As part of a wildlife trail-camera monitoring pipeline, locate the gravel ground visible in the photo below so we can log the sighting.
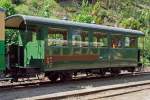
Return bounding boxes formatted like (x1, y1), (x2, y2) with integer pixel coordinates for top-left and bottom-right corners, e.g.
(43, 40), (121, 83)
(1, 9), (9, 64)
(0, 72), (150, 100)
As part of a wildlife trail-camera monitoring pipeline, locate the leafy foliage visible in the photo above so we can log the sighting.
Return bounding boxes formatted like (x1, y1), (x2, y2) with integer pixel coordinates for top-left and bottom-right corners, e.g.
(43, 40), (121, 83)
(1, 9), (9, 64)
(72, 0), (93, 23)
(0, 0), (16, 16)
(120, 17), (141, 29)
(5, 29), (19, 45)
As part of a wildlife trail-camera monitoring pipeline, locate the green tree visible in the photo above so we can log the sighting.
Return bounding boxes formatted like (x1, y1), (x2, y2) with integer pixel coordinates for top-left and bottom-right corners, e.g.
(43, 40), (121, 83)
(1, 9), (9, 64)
(120, 17), (141, 29)
(0, 0), (16, 16)
(73, 0), (94, 23)
(139, 10), (150, 28)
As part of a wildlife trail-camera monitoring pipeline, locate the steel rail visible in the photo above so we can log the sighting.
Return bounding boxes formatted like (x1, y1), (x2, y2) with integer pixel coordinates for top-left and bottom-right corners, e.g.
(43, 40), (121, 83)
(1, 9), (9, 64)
(0, 71), (150, 91)
(29, 80), (150, 100)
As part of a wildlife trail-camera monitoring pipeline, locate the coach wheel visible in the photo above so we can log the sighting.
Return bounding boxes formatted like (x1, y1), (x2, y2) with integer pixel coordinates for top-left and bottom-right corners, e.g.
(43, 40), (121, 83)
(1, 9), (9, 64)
(60, 72), (72, 81)
(11, 76), (18, 82)
(99, 69), (105, 77)
(48, 73), (59, 82)
(111, 68), (120, 76)
(136, 66), (143, 72)
(131, 67), (135, 73)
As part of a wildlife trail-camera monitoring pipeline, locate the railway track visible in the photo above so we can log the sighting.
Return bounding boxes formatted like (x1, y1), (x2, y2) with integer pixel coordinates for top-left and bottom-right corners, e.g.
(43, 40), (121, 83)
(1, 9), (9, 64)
(27, 78), (150, 100)
(0, 72), (146, 89)
(0, 71), (150, 100)
(0, 78), (51, 91)
(0, 71), (150, 90)
(92, 83), (150, 100)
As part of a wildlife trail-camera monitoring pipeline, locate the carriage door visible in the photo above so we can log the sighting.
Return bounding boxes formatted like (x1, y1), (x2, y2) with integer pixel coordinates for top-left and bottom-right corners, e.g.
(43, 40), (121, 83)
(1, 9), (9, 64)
(124, 36), (138, 67)
(8, 44), (24, 68)
(110, 35), (124, 67)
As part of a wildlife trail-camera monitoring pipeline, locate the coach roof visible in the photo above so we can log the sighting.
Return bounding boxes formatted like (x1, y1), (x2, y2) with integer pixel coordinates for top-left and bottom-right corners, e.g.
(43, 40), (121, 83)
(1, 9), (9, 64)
(5, 14), (144, 36)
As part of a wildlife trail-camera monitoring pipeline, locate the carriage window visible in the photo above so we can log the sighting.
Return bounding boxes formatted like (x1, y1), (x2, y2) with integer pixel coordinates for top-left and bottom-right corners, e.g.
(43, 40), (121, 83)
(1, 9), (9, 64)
(72, 35), (81, 47)
(81, 32), (88, 47)
(125, 36), (137, 48)
(98, 37), (108, 47)
(93, 37), (97, 47)
(48, 28), (68, 46)
(72, 30), (88, 47)
(93, 32), (108, 48)
(111, 35), (122, 48)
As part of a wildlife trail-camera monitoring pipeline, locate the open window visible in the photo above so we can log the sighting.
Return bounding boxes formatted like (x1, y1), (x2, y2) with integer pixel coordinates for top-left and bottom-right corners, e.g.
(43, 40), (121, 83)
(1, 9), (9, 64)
(93, 32), (108, 48)
(72, 34), (81, 47)
(98, 36), (108, 47)
(72, 30), (88, 47)
(125, 36), (137, 48)
(111, 35), (123, 48)
(48, 28), (68, 46)
(81, 32), (88, 47)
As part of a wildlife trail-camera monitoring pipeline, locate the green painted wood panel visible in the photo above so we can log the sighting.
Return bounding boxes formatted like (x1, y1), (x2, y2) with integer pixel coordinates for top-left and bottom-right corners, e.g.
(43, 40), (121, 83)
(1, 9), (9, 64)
(110, 48), (138, 67)
(0, 41), (5, 71)
(24, 40), (44, 67)
(44, 46), (110, 71)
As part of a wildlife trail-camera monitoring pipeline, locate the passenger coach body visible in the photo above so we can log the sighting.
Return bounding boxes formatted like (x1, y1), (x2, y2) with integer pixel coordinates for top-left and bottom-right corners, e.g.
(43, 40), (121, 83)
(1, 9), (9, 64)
(0, 13), (144, 81)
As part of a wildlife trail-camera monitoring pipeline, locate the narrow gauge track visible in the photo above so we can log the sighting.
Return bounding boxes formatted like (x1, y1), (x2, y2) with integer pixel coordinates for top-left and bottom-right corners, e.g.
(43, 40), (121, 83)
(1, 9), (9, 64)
(92, 83), (150, 100)
(32, 79), (150, 100)
(0, 71), (150, 91)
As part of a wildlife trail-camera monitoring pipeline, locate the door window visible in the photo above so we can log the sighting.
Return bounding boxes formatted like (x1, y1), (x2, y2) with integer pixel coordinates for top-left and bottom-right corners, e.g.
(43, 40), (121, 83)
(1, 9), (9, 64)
(111, 35), (123, 48)
(125, 36), (137, 48)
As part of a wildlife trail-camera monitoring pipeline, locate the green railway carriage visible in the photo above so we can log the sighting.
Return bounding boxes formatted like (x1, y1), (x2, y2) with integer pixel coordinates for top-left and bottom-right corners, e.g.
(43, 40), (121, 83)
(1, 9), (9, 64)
(1, 13), (144, 81)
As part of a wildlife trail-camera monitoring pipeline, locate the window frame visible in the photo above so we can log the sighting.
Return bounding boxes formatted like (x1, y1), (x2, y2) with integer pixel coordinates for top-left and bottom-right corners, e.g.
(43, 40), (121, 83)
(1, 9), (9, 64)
(71, 29), (89, 47)
(47, 28), (68, 47)
(110, 34), (123, 48)
(124, 35), (138, 48)
(93, 32), (108, 48)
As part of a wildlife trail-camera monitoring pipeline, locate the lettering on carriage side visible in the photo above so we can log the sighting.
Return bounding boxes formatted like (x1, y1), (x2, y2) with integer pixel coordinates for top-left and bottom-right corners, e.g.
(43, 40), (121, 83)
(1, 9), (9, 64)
(45, 56), (53, 64)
